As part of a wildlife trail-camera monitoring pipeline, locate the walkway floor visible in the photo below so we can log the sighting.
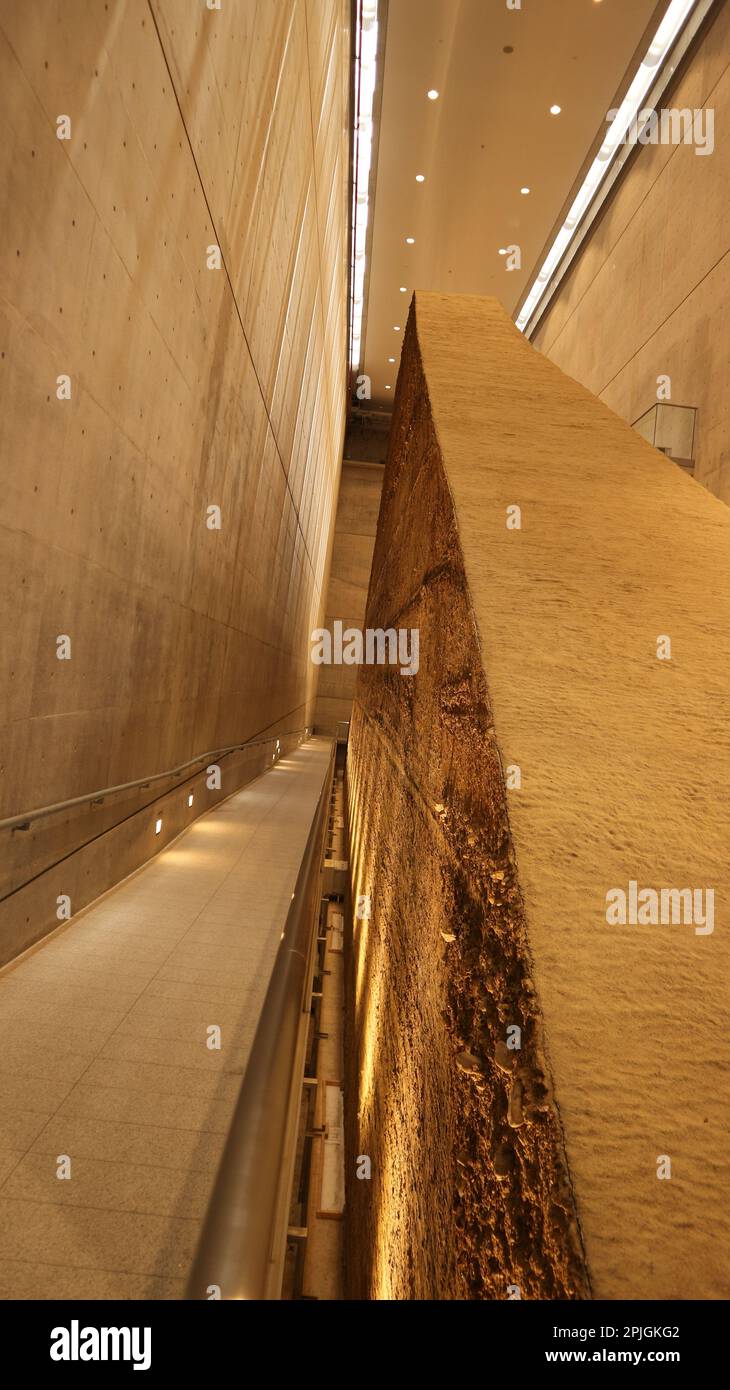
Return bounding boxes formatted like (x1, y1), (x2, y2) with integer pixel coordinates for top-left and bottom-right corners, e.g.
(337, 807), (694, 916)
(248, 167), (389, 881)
(0, 737), (332, 1299)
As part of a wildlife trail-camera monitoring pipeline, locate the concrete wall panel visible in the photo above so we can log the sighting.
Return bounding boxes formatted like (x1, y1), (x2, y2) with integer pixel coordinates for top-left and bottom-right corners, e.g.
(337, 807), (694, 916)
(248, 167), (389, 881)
(314, 461), (384, 735)
(0, 0), (349, 952)
(533, 6), (730, 501)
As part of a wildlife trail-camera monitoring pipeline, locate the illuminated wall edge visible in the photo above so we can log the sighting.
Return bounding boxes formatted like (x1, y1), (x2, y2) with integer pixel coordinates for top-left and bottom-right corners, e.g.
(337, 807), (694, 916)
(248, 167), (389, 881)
(516, 0), (716, 340)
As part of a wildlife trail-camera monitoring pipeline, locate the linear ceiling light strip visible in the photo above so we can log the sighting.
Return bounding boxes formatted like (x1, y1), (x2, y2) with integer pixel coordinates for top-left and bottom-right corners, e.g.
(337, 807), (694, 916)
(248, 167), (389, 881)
(349, 0), (379, 372)
(516, 0), (709, 337)
(348, 0), (363, 377)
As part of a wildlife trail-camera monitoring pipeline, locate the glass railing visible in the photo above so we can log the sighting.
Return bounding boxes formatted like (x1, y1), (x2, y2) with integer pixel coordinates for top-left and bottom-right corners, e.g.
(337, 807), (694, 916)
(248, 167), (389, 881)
(632, 401), (697, 474)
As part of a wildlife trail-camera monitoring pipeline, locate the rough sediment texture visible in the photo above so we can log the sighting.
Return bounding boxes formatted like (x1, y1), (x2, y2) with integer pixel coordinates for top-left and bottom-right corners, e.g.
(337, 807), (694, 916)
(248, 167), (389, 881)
(345, 292), (730, 1301)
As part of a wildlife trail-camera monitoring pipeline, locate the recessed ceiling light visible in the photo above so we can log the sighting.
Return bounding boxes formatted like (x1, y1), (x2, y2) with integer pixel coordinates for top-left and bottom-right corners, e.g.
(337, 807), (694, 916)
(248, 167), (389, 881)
(498, 248), (507, 256)
(416, 174), (425, 182)
(393, 325), (401, 331)
(550, 104), (562, 115)
(427, 89), (439, 100)
(520, 186), (531, 195)
(385, 385), (391, 390)
(399, 286), (407, 292)
(517, 0), (698, 337)
(405, 236), (415, 244)
(388, 356), (395, 362)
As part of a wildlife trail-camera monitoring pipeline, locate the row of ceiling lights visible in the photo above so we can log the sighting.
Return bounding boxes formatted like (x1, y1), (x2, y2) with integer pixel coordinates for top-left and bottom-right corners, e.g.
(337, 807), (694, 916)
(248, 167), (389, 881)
(383, 87), (556, 391)
(349, 0), (379, 373)
(388, 91), (441, 384)
(516, 0), (701, 331)
(371, 0), (697, 378)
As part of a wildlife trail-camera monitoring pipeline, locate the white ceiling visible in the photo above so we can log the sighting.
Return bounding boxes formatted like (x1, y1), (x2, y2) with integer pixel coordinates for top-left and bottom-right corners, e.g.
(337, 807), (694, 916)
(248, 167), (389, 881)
(363, 0), (664, 406)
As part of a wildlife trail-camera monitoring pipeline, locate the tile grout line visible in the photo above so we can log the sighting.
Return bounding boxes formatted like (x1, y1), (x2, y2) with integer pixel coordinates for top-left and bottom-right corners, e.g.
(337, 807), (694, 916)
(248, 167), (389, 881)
(0, 746), (330, 1273)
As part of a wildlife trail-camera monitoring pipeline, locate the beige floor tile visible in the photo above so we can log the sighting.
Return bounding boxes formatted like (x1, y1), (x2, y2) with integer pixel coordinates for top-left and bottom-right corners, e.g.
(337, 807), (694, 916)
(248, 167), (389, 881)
(153, 961), (263, 988)
(122, 993), (248, 1028)
(21, 959), (158, 991)
(98, 1031), (241, 1072)
(3, 1151), (214, 1219)
(30, 1115), (223, 1173)
(0, 1071), (74, 1112)
(0, 1197), (198, 1277)
(77, 1057), (240, 1102)
(0, 740), (332, 1297)
(113, 1004), (254, 1047)
(0, 1259), (184, 1300)
(0, 1001), (136, 1036)
(0, 1103), (54, 1150)
(140, 978), (252, 1007)
(1, 979), (144, 1014)
(0, 1041), (94, 1085)
(56, 1081), (235, 1134)
(0, 1021), (104, 1056)
(0, 1150), (24, 1185)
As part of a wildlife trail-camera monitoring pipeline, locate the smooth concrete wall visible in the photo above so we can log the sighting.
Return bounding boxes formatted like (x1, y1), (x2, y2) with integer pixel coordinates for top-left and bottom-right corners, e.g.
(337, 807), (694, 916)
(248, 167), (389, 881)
(314, 460), (383, 734)
(346, 291), (730, 1300)
(0, 2), (349, 938)
(533, 4), (730, 501)
(0, 730), (307, 970)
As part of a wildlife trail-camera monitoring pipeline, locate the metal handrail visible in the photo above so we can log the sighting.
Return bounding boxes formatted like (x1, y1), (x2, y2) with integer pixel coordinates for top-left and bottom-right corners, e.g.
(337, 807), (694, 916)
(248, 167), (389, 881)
(0, 725), (313, 833)
(186, 739), (335, 1300)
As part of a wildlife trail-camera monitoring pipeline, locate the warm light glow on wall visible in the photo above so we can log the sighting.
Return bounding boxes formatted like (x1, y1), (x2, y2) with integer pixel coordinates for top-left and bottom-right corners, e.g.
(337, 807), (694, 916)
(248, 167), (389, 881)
(356, 925), (379, 1109)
